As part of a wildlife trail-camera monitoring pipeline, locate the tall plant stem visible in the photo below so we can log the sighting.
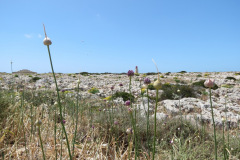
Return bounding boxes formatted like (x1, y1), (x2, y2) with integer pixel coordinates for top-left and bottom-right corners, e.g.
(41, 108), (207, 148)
(209, 88), (217, 160)
(146, 88), (150, 153)
(72, 82), (80, 156)
(39, 126), (46, 160)
(47, 45), (72, 160)
(153, 89), (158, 160)
(21, 88), (28, 159)
(128, 77), (137, 160)
(54, 104), (57, 159)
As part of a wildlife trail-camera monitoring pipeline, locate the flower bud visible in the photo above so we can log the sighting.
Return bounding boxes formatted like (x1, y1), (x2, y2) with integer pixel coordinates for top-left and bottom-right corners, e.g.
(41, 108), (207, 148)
(126, 128), (133, 135)
(204, 79), (215, 88)
(153, 76), (161, 90)
(43, 37), (52, 46)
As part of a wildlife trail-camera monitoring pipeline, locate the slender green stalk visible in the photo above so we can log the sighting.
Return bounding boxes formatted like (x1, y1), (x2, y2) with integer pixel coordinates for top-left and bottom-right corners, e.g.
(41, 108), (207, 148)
(38, 126), (46, 160)
(222, 120), (227, 160)
(30, 104), (33, 142)
(54, 103), (57, 160)
(153, 89), (158, 160)
(47, 45), (72, 160)
(146, 87), (150, 153)
(128, 76), (137, 160)
(20, 88), (28, 159)
(209, 88), (217, 160)
(72, 81), (80, 156)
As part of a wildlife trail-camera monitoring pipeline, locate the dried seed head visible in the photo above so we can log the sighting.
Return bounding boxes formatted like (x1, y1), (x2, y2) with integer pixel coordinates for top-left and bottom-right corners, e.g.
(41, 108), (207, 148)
(43, 24), (52, 46)
(152, 59), (161, 90)
(43, 37), (52, 46)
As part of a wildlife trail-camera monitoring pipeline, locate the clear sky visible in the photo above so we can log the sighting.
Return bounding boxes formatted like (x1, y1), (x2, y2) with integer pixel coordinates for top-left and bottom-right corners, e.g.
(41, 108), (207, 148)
(0, 0), (239, 73)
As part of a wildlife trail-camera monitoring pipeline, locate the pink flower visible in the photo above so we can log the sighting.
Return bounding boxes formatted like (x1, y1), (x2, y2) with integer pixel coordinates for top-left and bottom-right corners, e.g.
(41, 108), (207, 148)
(125, 100), (131, 106)
(204, 79), (215, 88)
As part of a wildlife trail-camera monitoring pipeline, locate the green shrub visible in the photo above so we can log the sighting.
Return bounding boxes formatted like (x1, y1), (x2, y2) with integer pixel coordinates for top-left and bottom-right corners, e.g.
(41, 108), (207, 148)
(197, 74), (202, 77)
(80, 72), (89, 76)
(88, 87), (99, 94)
(234, 72), (240, 75)
(179, 71), (187, 74)
(160, 83), (196, 100)
(204, 73), (210, 77)
(112, 91), (134, 102)
(221, 84), (234, 88)
(0, 92), (10, 123)
(32, 77), (41, 82)
(146, 72), (158, 75)
(165, 72), (171, 76)
(28, 75), (32, 77)
(147, 83), (155, 90)
(14, 74), (18, 77)
(225, 77), (236, 81)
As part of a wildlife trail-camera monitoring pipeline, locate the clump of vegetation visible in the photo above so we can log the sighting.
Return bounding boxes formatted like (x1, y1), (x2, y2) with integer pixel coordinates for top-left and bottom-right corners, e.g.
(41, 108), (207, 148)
(147, 83), (156, 90)
(192, 80), (219, 90)
(112, 91), (134, 102)
(234, 72), (240, 75)
(204, 73), (210, 77)
(146, 72), (158, 75)
(179, 71), (187, 74)
(0, 91), (10, 123)
(32, 76), (41, 82)
(80, 72), (89, 76)
(197, 74), (202, 77)
(221, 84), (234, 88)
(160, 83), (196, 100)
(14, 74), (18, 77)
(88, 87), (100, 94)
(225, 76), (236, 81)
(165, 72), (171, 75)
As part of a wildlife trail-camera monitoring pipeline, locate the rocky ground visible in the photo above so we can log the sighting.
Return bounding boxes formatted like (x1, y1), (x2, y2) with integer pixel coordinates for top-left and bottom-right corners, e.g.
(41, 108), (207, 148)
(1, 71), (240, 129)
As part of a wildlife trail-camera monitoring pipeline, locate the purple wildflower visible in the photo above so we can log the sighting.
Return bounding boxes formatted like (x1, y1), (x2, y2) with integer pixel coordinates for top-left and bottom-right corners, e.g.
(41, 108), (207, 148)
(119, 83), (123, 87)
(125, 100), (131, 106)
(111, 86), (114, 90)
(114, 121), (119, 125)
(62, 120), (66, 124)
(127, 70), (134, 77)
(144, 78), (151, 85)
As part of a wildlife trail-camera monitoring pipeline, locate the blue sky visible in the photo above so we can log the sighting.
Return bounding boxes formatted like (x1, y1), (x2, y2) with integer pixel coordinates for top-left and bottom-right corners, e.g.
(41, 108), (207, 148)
(0, 0), (239, 73)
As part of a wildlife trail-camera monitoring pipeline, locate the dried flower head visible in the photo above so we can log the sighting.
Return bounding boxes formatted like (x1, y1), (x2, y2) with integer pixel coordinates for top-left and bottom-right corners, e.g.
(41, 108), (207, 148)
(43, 24), (52, 46)
(152, 59), (161, 90)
